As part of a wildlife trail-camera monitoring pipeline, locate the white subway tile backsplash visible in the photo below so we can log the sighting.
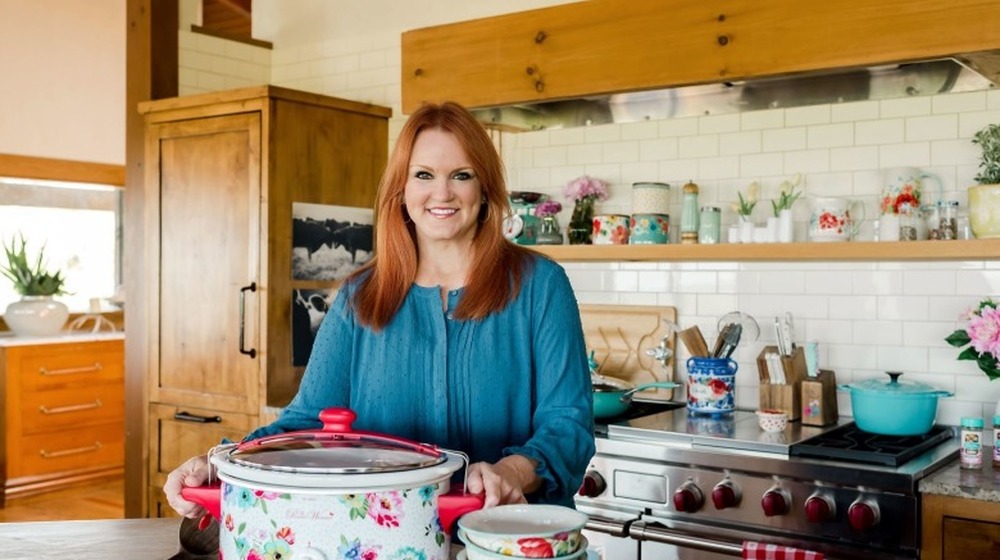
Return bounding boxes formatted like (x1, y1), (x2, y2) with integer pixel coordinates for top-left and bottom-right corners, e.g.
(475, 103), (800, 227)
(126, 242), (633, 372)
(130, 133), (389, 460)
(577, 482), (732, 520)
(905, 114), (958, 142)
(855, 119), (904, 145)
(534, 146), (568, 167)
(720, 131), (762, 155)
(549, 128), (585, 146)
(807, 123), (854, 149)
(621, 121), (660, 140)
(933, 91), (987, 114)
(831, 100), (880, 123)
(931, 138), (978, 167)
(956, 269), (1000, 295)
(830, 146), (879, 171)
(679, 135), (719, 158)
(782, 149), (830, 173)
(877, 296), (929, 321)
(876, 345), (927, 372)
(804, 270), (853, 295)
(879, 142), (932, 168)
(697, 157), (741, 180)
(659, 118), (700, 137)
(903, 270), (957, 295)
(741, 109), (784, 130)
(763, 128), (807, 152)
(804, 319), (855, 344)
(700, 114), (741, 134)
(637, 270), (671, 292)
(828, 295), (878, 320)
(880, 97), (932, 118)
(584, 125), (621, 144)
(639, 138), (679, 161)
(786, 105), (831, 126)
(739, 153), (785, 177)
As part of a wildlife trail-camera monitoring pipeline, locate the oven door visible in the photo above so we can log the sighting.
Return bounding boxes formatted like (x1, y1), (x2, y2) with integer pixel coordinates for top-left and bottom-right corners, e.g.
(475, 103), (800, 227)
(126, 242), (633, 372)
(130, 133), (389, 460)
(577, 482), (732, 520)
(575, 506), (639, 560)
(631, 520), (742, 559)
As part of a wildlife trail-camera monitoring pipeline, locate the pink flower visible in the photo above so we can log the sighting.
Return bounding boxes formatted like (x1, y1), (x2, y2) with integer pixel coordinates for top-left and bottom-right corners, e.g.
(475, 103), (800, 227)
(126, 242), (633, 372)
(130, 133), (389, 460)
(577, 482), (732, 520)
(563, 175), (609, 203)
(969, 306), (1000, 359)
(366, 491), (403, 528)
(275, 526), (295, 545)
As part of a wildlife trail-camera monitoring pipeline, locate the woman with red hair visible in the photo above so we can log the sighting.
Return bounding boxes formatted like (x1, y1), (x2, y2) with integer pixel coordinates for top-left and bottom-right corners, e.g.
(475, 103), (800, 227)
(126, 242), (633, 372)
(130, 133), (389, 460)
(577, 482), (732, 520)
(165, 102), (594, 515)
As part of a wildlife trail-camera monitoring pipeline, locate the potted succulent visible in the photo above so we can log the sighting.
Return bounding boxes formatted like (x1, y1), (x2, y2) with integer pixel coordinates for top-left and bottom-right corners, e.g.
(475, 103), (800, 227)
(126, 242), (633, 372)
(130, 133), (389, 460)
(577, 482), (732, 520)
(1, 234), (70, 336)
(969, 123), (1000, 238)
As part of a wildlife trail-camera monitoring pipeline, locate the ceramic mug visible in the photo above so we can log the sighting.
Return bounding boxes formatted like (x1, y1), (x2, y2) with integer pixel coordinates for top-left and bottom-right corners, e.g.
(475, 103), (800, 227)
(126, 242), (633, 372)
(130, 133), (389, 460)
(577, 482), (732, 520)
(629, 213), (670, 244)
(593, 214), (631, 244)
(808, 197), (865, 242)
(881, 167), (942, 216)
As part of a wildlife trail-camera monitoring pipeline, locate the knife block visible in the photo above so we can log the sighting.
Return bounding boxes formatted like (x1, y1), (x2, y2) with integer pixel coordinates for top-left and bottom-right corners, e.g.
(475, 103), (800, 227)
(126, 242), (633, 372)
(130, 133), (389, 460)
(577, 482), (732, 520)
(757, 346), (806, 420)
(800, 369), (839, 426)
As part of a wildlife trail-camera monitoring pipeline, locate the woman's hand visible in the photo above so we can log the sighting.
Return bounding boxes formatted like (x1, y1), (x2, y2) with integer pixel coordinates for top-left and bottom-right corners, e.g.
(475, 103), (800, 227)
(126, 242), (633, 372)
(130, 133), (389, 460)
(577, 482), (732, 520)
(163, 455), (212, 519)
(466, 455), (540, 507)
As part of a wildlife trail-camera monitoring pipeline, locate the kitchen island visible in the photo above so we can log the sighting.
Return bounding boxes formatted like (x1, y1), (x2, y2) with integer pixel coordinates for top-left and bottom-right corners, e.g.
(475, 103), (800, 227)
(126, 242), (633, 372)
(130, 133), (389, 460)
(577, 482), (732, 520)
(920, 450), (1000, 559)
(0, 517), (182, 559)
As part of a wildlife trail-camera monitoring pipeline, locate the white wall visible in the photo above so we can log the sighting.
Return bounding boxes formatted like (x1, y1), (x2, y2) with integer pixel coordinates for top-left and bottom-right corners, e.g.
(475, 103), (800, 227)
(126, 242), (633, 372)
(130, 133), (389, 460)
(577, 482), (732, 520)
(0, 0), (124, 165)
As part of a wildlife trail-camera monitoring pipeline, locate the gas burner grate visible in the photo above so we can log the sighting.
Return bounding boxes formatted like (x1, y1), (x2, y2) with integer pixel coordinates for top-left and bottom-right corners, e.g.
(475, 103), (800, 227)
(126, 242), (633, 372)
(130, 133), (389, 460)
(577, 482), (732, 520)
(790, 422), (953, 466)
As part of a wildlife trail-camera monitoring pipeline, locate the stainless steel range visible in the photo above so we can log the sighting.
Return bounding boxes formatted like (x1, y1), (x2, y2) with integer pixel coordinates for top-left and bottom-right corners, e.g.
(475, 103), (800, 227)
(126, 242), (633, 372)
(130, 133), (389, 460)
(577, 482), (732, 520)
(574, 401), (958, 560)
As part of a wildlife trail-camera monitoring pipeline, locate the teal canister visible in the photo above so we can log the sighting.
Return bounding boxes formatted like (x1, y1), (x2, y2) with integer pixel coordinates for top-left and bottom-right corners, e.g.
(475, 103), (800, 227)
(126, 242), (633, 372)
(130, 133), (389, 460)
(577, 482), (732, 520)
(629, 213), (670, 244)
(631, 182), (671, 214)
(698, 206), (721, 244)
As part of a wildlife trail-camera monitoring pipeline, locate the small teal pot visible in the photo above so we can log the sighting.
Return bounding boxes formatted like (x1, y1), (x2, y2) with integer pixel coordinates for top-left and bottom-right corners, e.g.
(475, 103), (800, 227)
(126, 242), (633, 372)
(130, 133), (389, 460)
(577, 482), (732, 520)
(839, 371), (952, 435)
(686, 357), (738, 416)
(592, 379), (680, 419)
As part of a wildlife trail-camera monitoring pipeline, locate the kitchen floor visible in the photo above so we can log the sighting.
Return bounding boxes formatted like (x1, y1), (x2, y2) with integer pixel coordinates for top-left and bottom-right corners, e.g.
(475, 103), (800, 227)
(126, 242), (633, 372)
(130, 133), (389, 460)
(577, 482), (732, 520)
(0, 476), (123, 522)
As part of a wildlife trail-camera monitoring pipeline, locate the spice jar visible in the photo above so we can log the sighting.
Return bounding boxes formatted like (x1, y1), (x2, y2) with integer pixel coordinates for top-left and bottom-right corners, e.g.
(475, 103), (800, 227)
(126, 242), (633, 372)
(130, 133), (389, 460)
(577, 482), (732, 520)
(938, 200), (959, 240)
(898, 203), (919, 241)
(961, 416), (984, 469)
(993, 415), (1000, 469)
(698, 206), (721, 244)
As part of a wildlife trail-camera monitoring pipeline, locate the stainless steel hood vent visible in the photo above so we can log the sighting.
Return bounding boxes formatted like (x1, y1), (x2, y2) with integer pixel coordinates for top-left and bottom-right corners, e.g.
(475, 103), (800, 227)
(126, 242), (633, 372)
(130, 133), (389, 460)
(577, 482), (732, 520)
(471, 58), (994, 131)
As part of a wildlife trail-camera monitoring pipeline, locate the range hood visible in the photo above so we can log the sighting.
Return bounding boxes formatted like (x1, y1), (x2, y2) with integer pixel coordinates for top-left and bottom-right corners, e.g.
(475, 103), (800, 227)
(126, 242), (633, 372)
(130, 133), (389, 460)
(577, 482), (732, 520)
(471, 58), (995, 131)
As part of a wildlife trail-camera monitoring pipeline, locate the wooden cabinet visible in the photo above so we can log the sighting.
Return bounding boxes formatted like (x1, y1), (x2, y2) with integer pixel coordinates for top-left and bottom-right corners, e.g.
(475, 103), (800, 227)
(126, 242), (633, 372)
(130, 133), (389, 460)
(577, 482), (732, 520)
(922, 493), (1000, 559)
(136, 85), (390, 517)
(402, 0), (1000, 114)
(0, 336), (125, 505)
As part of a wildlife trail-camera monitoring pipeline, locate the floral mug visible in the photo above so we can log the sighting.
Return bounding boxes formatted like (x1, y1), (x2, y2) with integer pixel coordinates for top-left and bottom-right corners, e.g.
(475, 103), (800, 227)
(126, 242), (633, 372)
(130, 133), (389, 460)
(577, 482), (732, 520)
(808, 197), (865, 242)
(881, 167), (942, 216)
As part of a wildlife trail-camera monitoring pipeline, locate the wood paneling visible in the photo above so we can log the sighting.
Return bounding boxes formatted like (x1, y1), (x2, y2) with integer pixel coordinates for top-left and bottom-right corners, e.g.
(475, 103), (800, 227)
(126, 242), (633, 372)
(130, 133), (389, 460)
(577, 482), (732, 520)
(402, 0), (1000, 113)
(922, 493), (1000, 559)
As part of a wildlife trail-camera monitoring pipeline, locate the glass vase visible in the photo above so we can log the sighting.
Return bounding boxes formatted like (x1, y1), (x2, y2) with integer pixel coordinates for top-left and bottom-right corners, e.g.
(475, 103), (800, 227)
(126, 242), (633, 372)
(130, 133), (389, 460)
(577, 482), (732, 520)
(536, 215), (564, 244)
(567, 198), (595, 245)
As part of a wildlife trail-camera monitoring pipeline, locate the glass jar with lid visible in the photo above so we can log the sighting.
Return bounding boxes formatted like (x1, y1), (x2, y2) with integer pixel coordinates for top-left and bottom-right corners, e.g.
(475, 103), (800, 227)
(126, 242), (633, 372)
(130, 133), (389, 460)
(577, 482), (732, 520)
(938, 200), (959, 240)
(698, 206), (721, 244)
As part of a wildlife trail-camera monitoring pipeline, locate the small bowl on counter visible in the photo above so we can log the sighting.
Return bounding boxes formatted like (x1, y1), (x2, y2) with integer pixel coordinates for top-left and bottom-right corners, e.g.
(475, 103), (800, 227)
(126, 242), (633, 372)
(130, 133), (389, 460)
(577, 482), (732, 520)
(756, 409), (788, 433)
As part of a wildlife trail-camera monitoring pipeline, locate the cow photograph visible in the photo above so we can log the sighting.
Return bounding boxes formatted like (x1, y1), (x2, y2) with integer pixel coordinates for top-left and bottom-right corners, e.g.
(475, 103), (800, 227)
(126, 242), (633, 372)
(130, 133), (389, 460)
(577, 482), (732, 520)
(291, 288), (334, 366)
(292, 202), (374, 281)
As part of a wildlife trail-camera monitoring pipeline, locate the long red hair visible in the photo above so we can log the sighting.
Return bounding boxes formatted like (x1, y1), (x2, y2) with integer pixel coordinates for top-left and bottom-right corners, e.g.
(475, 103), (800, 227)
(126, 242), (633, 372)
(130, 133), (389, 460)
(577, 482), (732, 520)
(349, 102), (532, 330)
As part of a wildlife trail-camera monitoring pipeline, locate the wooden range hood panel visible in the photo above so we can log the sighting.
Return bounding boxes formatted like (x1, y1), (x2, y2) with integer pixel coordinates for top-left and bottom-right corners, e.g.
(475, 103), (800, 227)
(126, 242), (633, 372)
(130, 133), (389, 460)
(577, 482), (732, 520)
(402, 0), (1000, 115)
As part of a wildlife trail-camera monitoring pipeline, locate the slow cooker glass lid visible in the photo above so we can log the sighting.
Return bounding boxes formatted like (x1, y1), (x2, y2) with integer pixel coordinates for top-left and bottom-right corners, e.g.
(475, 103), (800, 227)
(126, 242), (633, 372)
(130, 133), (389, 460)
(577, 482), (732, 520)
(227, 433), (447, 474)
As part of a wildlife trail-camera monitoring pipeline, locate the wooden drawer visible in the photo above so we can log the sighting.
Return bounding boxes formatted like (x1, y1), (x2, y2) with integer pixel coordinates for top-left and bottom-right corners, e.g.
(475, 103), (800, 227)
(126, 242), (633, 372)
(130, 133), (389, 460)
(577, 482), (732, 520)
(21, 382), (124, 433)
(13, 421), (124, 478)
(149, 403), (257, 479)
(18, 340), (124, 392)
(943, 517), (1000, 557)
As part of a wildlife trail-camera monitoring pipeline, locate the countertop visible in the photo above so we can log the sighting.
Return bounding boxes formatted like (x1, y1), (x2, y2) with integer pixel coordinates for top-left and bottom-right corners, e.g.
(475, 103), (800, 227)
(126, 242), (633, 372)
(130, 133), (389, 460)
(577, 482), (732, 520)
(919, 446), (1000, 503)
(0, 330), (124, 347)
(0, 517), (182, 559)
(0, 517), (466, 560)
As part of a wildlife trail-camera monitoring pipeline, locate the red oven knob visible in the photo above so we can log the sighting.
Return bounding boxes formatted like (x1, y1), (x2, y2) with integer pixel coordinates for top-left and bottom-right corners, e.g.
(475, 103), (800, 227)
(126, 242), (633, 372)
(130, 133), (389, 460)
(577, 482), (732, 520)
(711, 480), (741, 510)
(577, 471), (607, 498)
(848, 499), (880, 531)
(761, 487), (791, 517)
(804, 494), (836, 523)
(673, 481), (704, 513)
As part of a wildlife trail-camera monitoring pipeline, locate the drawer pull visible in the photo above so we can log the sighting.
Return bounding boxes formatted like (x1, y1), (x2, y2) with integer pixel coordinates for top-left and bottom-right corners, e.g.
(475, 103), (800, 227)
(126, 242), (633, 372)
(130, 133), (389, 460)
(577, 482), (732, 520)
(39, 363), (103, 376)
(174, 411), (223, 423)
(39, 399), (103, 415)
(39, 441), (102, 459)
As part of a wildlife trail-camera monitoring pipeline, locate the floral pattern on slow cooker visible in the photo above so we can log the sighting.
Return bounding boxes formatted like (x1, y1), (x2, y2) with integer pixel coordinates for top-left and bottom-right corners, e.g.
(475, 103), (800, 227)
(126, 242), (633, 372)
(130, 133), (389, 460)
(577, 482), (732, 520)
(424, 512), (446, 547)
(224, 521), (296, 560)
(338, 535), (382, 560)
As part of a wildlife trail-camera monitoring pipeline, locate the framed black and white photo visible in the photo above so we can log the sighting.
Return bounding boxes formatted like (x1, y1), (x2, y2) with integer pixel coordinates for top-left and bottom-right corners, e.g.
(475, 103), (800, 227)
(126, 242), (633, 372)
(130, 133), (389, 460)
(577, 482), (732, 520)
(291, 288), (334, 367)
(292, 202), (374, 281)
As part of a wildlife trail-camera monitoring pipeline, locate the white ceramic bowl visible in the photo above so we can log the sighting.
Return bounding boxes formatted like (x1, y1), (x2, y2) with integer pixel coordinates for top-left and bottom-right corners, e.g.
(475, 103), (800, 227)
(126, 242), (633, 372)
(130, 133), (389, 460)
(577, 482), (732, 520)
(756, 409), (788, 433)
(460, 528), (588, 560)
(458, 504), (589, 558)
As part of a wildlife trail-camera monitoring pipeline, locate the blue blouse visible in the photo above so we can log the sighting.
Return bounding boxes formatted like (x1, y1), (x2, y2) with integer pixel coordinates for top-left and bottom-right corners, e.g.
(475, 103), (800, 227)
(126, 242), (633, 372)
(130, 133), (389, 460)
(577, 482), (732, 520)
(247, 254), (595, 506)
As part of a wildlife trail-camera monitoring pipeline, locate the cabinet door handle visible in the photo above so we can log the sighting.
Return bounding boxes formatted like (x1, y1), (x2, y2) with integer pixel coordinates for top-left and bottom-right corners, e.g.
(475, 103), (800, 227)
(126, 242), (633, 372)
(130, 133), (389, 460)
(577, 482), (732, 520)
(39, 363), (103, 376)
(239, 282), (257, 358)
(40, 441), (102, 459)
(39, 399), (103, 415)
(174, 411), (223, 423)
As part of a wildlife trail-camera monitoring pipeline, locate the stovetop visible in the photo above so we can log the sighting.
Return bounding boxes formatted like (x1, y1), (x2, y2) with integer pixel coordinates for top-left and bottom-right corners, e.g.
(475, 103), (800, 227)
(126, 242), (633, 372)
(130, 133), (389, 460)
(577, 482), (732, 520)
(789, 422), (955, 466)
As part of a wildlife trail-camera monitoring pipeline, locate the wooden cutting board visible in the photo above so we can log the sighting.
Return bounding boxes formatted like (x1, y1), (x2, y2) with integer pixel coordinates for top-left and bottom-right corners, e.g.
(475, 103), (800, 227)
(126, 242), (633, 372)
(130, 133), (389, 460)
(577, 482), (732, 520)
(579, 304), (677, 400)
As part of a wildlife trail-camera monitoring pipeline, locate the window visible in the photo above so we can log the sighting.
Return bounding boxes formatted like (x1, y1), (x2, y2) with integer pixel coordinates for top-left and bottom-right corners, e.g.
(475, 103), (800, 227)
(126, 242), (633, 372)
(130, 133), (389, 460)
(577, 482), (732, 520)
(0, 177), (122, 313)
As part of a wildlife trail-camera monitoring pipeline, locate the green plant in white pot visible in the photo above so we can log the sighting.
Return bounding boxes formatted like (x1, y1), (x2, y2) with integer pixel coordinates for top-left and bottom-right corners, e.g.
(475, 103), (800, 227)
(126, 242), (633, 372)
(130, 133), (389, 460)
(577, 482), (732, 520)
(1, 234), (70, 336)
(969, 123), (1000, 239)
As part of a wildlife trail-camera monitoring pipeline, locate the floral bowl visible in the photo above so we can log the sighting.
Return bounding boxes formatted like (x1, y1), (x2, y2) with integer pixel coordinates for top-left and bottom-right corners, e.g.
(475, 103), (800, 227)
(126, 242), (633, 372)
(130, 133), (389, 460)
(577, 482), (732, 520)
(458, 504), (588, 558)
(459, 529), (588, 560)
(756, 409), (788, 433)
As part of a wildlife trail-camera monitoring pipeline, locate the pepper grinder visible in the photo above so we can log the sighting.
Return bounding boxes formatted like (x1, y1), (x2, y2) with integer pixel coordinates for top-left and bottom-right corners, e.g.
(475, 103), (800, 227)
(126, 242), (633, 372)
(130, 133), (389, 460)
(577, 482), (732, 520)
(680, 180), (700, 244)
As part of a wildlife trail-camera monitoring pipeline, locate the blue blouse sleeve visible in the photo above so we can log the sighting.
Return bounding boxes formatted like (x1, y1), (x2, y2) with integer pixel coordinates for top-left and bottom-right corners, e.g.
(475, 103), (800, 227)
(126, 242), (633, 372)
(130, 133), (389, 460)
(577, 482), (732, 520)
(503, 258), (595, 505)
(243, 286), (354, 441)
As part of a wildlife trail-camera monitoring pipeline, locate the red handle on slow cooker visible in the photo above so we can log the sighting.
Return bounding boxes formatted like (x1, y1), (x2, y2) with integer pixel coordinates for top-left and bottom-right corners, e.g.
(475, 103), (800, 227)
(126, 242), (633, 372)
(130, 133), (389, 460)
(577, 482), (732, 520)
(181, 482), (223, 526)
(438, 490), (485, 534)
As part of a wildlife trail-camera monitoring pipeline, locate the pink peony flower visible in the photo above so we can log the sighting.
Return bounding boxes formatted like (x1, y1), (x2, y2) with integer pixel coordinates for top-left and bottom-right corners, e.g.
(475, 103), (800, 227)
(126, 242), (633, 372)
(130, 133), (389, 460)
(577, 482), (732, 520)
(969, 306), (1000, 359)
(563, 175), (609, 203)
(946, 299), (1000, 380)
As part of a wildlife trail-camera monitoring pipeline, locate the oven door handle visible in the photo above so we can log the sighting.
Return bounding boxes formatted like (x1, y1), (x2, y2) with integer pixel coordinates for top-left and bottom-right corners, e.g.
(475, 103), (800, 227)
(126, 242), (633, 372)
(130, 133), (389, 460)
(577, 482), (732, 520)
(584, 515), (632, 538)
(629, 520), (743, 557)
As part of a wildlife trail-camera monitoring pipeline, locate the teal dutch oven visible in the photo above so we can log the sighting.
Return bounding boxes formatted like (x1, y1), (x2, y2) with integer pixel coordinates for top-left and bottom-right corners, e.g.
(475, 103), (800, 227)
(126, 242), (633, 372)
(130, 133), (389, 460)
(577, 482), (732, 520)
(839, 371), (953, 436)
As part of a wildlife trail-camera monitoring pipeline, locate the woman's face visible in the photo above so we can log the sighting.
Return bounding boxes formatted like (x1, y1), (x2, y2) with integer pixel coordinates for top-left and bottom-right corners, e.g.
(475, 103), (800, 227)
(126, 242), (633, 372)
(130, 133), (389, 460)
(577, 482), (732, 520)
(404, 128), (483, 247)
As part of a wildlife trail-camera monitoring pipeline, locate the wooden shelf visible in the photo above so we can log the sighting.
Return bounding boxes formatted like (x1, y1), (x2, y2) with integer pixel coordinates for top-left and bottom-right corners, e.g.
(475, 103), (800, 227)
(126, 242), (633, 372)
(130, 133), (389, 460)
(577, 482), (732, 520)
(529, 239), (1000, 262)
